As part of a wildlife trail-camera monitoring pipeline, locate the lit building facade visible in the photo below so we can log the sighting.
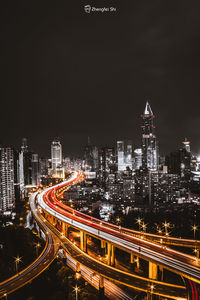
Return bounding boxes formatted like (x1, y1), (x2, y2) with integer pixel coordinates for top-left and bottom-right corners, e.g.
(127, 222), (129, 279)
(32, 154), (40, 186)
(99, 147), (116, 185)
(141, 102), (158, 171)
(51, 139), (64, 177)
(19, 138), (32, 188)
(117, 140), (133, 171)
(134, 148), (142, 170)
(84, 141), (99, 172)
(0, 147), (15, 213)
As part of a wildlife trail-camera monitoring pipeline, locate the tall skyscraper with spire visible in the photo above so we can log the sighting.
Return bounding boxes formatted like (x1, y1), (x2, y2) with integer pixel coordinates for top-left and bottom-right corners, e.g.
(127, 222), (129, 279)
(141, 101), (158, 171)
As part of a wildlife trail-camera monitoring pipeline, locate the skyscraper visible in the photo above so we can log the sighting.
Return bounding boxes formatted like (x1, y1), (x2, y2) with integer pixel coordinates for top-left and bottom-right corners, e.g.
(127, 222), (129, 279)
(124, 141), (133, 170)
(19, 138), (32, 188)
(141, 101), (158, 171)
(117, 141), (133, 171)
(51, 139), (63, 177)
(134, 148), (142, 170)
(0, 147), (15, 213)
(117, 141), (125, 171)
(84, 138), (99, 171)
(99, 147), (115, 185)
(32, 154), (40, 186)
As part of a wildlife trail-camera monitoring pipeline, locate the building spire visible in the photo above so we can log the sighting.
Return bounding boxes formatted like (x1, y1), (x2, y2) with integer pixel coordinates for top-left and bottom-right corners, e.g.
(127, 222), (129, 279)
(144, 101), (153, 115)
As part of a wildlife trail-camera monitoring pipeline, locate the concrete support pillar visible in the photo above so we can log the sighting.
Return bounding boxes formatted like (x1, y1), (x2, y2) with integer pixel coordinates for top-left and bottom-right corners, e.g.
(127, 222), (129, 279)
(100, 240), (106, 256)
(101, 240), (105, 248)
(159, 266), (164, 281)
(99, 275), (104, 299)
(80, 231), (87, 252)
(107, 242), (111, 265)
(65, 224), (68, 238)
(135, 256), (140, 269)
(130, 252), (134, 264)
(62, 222), (65, 235)
(111, 245), (115, 266)
(107, 243), (115, 266)
(149, 262), (158, 280)
(130, 252), (135, 270)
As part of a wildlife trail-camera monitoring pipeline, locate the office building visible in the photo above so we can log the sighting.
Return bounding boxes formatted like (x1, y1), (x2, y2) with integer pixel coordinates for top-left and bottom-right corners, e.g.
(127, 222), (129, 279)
(141, 101), (158, 171)
(0, 147), (15, 213)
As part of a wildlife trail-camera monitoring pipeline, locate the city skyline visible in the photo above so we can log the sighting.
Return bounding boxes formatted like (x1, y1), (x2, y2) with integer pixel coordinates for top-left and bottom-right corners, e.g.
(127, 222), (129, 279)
(1, 1), (200, 156)
(1, 2), (200, 299)
(0, 100), (198, 159)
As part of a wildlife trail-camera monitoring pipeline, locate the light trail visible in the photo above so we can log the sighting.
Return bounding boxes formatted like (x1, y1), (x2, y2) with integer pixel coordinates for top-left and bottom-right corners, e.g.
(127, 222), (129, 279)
(37, 172), (200, 286)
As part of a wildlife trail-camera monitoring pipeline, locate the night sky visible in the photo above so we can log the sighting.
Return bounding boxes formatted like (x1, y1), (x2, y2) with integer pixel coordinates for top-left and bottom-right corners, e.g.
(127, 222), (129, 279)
(1, 1), (200, 157)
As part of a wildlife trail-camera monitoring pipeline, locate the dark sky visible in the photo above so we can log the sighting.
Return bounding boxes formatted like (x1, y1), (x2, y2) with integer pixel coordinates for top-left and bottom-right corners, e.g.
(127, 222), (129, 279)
(1, 1), (200, 157)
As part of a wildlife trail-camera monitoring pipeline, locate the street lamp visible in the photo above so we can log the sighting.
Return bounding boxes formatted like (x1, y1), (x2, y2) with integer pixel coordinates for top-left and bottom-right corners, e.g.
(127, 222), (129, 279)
(157, 228), (162, 235)
(73, 285), (80, 300)
(141, 222), (147, 232)
(150, 283), (154, 292)
(162, 221), (170, 236)
(116, 217), (120, 224)
(136, 217), (143, 230)
(192, 224), (198, 240)
(35, 242), (41, 257)
(14, 256), (22, 274)
(116, 217), (121, 229)
(3, 293), (7, 300)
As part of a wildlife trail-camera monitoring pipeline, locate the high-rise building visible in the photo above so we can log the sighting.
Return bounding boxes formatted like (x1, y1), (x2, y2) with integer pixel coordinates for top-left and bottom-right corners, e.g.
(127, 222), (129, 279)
(19, 138), (32, 188)
(84, 138), (99, 171)
(0, 147), (15, 213)
(117, 141), (125, 171)
(134, 148), (142, 170)
(32, 154), (40, 186)
(124, 141), (132, 170)
(141, 102), (158, 171)
(39, 157), (49, 177)
(165, 139), (191, 179)
(51, 138), (63, 177)
(99, 147), (116, 185)
(117, 141), (133, 171)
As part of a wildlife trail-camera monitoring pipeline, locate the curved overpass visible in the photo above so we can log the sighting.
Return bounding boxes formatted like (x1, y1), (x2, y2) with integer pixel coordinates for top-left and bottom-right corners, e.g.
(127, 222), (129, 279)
(0, 192), (133, 300)
(35, 171), (200, 298)
(38, 172), (200, 284)
(0, 192), (60, 299)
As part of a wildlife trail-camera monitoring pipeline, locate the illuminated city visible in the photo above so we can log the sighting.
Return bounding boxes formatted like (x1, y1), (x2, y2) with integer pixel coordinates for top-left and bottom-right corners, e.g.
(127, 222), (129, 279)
(1, 2), (200, 300)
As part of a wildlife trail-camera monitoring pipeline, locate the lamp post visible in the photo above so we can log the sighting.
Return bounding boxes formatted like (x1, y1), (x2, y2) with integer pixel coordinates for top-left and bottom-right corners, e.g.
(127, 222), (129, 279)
(162, 221), (170, 236)
(192, 224), (198, 240)
(141, 222), (147, 233)
(149, 283), (154, 300)
(73, 285), (80, 300)
(136, 217), (143, 230)
(14, 256), (22, 274)
(35, 242), (41, 257)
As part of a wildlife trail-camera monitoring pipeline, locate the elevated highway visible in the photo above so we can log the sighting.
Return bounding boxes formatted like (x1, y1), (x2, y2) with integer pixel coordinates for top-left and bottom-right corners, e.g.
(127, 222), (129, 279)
(0, 192), (134, 300)
(35, 171), (200, 298)
(0, 192), (60, 299)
